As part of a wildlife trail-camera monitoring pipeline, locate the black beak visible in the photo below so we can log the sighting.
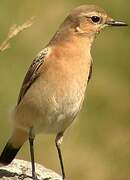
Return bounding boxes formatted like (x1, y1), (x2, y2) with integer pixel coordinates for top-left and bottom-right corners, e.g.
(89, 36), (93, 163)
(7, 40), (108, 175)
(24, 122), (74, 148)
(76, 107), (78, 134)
(106, 20), (128, 27)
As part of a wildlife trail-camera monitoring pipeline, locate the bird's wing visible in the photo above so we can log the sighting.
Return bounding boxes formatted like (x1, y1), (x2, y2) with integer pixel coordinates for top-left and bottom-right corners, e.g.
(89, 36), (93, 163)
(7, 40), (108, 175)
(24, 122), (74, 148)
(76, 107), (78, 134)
(17, 47), (50, 105)
(88, 61), (93, 83)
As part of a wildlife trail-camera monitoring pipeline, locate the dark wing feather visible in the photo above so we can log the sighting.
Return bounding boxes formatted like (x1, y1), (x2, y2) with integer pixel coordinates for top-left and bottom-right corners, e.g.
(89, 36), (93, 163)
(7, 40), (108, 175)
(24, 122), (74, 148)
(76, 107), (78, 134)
(88, 61), (93, 83)
(17, 48), (49, 105)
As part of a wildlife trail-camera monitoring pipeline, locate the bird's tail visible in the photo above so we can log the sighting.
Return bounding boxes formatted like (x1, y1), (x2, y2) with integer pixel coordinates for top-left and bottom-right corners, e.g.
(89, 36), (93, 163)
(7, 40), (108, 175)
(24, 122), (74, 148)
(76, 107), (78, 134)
(0, 128), (28, 166)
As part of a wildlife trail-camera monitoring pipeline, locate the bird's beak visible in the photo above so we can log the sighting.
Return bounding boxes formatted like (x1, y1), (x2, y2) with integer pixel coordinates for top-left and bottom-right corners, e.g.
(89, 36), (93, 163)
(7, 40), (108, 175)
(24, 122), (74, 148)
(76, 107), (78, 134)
(105, 20), (128, 27)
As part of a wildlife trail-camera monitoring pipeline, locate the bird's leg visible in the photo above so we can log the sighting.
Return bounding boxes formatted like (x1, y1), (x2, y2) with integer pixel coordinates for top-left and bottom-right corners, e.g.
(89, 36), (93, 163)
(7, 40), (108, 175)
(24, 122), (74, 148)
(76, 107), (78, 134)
(55, 132), (66, 180)
(29, 127), (37, 180)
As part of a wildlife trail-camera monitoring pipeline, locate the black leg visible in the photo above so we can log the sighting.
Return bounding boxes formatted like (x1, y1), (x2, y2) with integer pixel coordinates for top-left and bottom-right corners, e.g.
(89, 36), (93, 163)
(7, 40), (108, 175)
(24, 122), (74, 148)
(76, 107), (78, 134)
(29, 128), (37, 180)
(55, 132), (66, 180)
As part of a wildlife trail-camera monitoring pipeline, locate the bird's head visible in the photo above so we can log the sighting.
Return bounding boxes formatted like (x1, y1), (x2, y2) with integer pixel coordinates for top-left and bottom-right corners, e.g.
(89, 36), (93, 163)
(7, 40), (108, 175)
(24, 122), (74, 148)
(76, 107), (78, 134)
(61, 5), (128, 38)
(51, 5), (128, 45)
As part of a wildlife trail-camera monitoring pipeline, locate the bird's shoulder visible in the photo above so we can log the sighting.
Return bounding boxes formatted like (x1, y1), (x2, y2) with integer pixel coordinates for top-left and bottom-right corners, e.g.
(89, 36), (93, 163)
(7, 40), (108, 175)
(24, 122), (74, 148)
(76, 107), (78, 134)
(17, 47), (51, 105)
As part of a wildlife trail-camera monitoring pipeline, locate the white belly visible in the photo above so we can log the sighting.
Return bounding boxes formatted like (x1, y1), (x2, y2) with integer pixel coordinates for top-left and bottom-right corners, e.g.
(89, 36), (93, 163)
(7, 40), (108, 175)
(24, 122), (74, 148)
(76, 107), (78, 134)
(33, 83), (85, 134)
(34, 94), (84, 134)
(14, 76), (87, 135)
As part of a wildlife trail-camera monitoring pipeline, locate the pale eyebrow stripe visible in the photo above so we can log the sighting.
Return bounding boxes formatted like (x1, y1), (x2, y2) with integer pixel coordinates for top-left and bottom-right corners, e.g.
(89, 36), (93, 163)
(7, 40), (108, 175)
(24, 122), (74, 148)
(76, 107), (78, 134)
(80, 12), (99, 17)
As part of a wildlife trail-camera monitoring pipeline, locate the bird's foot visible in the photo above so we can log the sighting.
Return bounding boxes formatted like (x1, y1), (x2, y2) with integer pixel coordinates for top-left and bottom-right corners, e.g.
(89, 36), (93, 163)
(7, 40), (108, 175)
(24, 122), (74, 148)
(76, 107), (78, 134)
(32, 172), (38, 180)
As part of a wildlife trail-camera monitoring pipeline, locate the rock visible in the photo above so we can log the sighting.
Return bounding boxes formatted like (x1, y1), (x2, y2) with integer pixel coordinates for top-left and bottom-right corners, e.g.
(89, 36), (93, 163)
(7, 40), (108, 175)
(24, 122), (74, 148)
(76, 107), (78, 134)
(0, 159), (62, 180)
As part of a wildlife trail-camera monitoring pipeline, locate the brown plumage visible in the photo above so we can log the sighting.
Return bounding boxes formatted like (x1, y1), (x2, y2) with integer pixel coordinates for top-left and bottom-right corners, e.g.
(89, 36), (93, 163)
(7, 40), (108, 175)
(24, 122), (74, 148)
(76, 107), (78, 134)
(0, 4), (127, 180)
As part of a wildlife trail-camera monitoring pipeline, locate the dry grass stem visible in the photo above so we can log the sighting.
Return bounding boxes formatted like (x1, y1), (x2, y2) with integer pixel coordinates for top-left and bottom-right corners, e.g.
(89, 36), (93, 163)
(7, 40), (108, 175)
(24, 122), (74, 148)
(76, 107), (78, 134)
(0, 17), (35, 52)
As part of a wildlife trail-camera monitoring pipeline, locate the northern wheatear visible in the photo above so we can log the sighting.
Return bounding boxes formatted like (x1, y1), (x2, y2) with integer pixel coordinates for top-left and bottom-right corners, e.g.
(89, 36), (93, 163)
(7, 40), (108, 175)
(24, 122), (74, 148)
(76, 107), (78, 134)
(0, 4), (127, 180)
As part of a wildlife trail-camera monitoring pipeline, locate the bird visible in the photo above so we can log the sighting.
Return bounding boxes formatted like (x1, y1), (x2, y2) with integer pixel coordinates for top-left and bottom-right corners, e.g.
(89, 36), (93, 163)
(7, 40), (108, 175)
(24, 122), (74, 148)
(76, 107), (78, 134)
(0, 4), (127, 180)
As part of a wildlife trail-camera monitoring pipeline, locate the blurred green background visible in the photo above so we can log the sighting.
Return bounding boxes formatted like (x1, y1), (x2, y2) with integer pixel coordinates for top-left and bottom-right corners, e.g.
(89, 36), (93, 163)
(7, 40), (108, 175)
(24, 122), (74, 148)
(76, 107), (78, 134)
(0, 0), (129, 180)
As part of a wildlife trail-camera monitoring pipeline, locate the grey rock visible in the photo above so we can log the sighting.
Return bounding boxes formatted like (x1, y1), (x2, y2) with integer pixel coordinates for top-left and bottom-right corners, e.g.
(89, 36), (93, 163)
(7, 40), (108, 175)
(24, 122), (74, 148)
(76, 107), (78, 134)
(0, 159), (62, 180)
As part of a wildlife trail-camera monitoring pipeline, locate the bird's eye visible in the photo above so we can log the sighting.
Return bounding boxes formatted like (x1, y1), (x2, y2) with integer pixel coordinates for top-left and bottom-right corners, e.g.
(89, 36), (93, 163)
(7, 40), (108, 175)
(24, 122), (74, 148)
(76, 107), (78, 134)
(91, 16), (101, 23)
